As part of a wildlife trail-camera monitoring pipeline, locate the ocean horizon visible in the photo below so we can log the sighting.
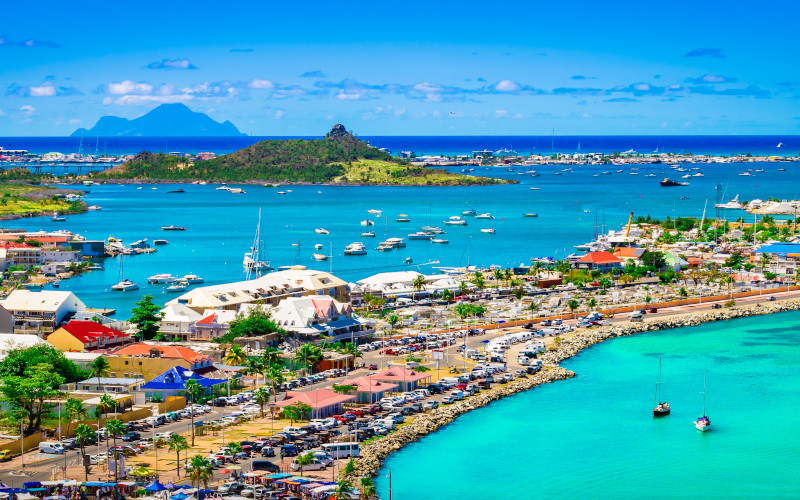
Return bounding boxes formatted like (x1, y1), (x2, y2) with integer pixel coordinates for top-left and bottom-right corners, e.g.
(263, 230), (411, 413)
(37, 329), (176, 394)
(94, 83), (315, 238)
(0, 135), (797, 157)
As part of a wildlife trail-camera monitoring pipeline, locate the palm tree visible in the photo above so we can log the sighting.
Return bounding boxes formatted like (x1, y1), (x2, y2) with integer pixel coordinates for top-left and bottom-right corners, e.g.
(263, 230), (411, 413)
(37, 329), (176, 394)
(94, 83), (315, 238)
(224, 344), (247, 366)
(294, 343), (323, 375)
(441, 289), (453, 303)
(493, 268), (504, 287)
(183, 378), (204, 446)
(254, 386), (270, 418)
(387, 314), (400, 332)
(64, 397), (87, 437)
(360, 477), (377, 499)
(89, 356), (110, 393)
(266, 366), (285, 404)
(243, 357), (263, 388)
(412, 274), (426, 300)
(457, 280), (468, 297)
(105, 419), (126, 481)
(188, 455), (213, 489)
(334, 478), (354, 499)
(98, 394), (115, 427)
(260, 347), (283, 371)
(294, 451), (314, 477)
(228, 442), (243, 462)
(338, 342), (362, 370)
(587, 297), (597, 310)
(473, 271), (485, 290)
(168, 434), (189, 478)
(75, 424), (94, 481)
(567, 299), (580, 317)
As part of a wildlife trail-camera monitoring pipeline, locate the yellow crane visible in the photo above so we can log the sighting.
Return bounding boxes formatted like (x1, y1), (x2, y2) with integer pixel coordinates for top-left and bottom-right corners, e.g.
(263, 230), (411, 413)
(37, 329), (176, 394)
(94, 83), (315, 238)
(625, 211), (635, 237)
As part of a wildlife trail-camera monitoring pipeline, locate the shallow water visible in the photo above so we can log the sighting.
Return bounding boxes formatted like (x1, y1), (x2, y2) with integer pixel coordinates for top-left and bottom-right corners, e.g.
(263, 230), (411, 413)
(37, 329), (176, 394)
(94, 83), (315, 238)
(376, 309), (800, 498)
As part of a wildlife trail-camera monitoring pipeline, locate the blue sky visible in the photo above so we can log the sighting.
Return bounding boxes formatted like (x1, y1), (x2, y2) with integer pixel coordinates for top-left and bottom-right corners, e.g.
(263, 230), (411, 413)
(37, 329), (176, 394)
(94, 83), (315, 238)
(1, 0), (799, 136)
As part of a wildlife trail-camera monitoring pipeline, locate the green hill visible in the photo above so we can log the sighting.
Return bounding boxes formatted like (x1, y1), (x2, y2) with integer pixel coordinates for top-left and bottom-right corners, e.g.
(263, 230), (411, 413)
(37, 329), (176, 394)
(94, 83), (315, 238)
(99, 125), (514, 186)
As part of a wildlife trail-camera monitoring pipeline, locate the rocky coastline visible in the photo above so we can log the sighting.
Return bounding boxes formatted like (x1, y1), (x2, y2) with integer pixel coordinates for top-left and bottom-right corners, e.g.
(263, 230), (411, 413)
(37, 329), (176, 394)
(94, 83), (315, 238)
(345, 297), (800, 493)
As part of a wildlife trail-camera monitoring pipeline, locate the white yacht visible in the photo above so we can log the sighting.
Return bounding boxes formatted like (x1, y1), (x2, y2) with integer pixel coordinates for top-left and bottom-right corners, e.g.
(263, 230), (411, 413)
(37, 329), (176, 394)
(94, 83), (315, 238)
(480, 228), (496, 234)
(112, 279), (139, 292)
(315, 243), (324, 250)
(360, 231), (376, 237)
(376, 241), (395, 251)
(315, 228), (330, 235)
(385, 237), (406, 248)
(421, 226), (446, 234)
(360, 220), (375, 226)
(461, 210), (477, 216)
(431, 238), (449, 244)
(166, 281), (188, 292)
(408, 231), (434, 240)
(344, 242), (367, 255)
(475, 213), (494, 219)
(714, 195), (742, 210)
(148, 273), (178, 284)
(183, 274), (204, 284)
(313, 253), (328, 261)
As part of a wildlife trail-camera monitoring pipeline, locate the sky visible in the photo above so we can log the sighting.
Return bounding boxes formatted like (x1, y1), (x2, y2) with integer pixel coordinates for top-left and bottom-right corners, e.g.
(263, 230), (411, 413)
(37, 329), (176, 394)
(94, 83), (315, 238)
(1, 0), (799, 136)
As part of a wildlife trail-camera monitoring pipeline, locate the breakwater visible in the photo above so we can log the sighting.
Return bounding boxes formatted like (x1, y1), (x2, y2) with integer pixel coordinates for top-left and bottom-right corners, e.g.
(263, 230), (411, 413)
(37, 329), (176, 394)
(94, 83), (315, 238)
(347, 297), (800, 494)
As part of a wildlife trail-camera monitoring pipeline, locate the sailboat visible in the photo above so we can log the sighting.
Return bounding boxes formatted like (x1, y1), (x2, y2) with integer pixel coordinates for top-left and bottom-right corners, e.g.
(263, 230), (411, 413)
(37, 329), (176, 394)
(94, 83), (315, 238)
(111, 258), (139, 291)
(694, 369), (712, 432)
(653, 358), (670, 416)
(243, 208), (273, 279)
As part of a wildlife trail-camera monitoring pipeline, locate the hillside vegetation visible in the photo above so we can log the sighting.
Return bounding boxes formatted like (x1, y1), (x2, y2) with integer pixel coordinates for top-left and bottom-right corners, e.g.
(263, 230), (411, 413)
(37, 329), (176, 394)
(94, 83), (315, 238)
(99, 125), (513, 186)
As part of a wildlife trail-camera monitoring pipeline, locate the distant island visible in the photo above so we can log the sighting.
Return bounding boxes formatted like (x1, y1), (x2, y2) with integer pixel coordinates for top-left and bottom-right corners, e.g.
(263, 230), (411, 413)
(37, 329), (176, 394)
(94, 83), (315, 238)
(97, 124), (514, 186)
(71, 103), (245, 137)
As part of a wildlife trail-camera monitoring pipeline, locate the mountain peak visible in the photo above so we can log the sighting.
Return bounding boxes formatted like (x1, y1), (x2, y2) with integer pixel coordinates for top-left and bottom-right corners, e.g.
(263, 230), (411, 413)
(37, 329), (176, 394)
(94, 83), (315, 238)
(71, 104), (245, 137)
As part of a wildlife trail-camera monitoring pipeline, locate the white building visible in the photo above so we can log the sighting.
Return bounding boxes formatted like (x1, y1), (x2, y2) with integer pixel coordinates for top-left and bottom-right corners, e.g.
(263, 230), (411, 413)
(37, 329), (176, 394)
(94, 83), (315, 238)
(1, 289), (86, 336)
(0, 333), (49, 359)
(270, 295), (372, 343)
(159, 303), (203, 341)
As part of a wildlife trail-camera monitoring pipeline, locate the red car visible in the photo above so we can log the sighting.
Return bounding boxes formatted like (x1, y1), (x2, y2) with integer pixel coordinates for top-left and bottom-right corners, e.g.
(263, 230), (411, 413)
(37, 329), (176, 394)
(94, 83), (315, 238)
(368, 364), (378, 370)
(349, 409), (365, 417)
(364, 405), (381, 414)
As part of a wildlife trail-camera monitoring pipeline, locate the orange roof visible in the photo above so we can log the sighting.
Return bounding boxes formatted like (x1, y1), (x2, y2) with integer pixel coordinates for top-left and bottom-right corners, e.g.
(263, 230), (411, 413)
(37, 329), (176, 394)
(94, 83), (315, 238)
(576, 251), (623, 264)
(112, 343), (211, 363)
(274, 389), (355, 409)
(344, 375), (397, 393)
(613, 247), (644, 259)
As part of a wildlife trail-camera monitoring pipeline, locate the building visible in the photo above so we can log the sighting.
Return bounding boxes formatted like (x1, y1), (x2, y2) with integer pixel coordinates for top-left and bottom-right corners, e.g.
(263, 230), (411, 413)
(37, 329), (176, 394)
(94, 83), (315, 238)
(752, 242), (800, 275)
(46, 321), (131, 352)
(0, 333), (48, 360)
(574, 251), (623, 271)
(64, 377), (144, 394)
(159, 303), (203, 341)
(166, 266), (350, 312)
(0, 242), (42, 270)
(274, 388), (355, 419)
(1, 289), (86, 335)
(191, 309), (238, 341)
(342, 375), (398, 403)
(105, 343), (216, 381)
(371, 366), (432, 392)
(141, 367), (225, 399)
(613, 247), (645, 265)
(270, 295), (370, 343)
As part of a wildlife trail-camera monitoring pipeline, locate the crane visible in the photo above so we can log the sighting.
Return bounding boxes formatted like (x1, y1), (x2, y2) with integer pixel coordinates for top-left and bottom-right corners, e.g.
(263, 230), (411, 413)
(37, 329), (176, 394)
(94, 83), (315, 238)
(625, 211), (635, 238)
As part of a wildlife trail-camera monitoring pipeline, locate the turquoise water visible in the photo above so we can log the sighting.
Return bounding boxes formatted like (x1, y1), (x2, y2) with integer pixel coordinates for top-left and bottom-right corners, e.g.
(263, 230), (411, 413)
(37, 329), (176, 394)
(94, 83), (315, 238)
(6, 160), (799, 318)
(375, 310), (800, 498)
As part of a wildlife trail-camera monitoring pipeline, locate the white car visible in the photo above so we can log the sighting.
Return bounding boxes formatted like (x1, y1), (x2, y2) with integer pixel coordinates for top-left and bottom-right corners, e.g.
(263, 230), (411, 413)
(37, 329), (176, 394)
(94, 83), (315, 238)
(290, 457), (327, 471)
(400, 392), (421, 402)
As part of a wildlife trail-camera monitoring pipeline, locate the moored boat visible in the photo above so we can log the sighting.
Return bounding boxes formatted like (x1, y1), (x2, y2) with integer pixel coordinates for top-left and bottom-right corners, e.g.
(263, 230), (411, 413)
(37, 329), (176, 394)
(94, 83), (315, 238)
(653, 358), (670, 417)
(148, 273), (178, 284)
(112, 279), (139, 291)
(315, 228), (330, 235)
(344, 242), (367, 255)
(161, 225), (186, 231)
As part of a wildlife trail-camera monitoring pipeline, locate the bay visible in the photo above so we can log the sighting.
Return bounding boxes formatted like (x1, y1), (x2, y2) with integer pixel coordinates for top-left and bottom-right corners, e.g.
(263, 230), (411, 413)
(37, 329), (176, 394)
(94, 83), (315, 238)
(375, 309), (800, 499)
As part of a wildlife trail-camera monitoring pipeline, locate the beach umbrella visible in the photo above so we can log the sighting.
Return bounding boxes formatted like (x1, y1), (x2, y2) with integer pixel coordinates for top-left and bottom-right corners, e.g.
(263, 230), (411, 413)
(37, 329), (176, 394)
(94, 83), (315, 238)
(144, 481), (168, 492)
(165, 482), (177, 490)
(219, 470), (231, 475)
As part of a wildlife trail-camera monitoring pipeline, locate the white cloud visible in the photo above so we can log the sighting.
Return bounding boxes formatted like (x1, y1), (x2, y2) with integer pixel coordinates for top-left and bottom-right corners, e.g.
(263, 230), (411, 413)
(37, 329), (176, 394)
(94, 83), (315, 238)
(495, 109), (508, 118)
(104, 94), (194, 106)
(29, 83), (56, 97)
(248, 78), (274, 89)
(274, 110), (285, 119)
(413, 82), (442, 93)
(68, 118), (81, 125)
(494, 80), (521, 92)
(334, 90), (365, 100)
(106, 80), (154, 95)
(632, 83), (651, 91)
(432, 110), (441, 118)
(20, 105), (36, 117)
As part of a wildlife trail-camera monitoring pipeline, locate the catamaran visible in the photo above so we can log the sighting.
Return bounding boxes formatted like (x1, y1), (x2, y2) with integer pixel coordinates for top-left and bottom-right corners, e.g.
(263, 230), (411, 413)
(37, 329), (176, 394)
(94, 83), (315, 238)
(653, 358), (670, 416)
(243, 208), (273, 279)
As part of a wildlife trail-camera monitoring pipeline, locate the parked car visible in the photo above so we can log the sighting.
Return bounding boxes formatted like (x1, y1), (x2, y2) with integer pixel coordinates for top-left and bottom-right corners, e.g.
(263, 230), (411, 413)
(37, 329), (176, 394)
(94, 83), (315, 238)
(422, 401), (439, 410)
(0, 449), (12, 462)
(121, 432), (141, 442)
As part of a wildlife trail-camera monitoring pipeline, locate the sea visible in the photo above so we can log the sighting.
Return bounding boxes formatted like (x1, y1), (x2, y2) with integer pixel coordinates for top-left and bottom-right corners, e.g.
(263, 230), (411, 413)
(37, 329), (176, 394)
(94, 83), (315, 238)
(375, 309), (800, 499)
(1, 136), (799, 318)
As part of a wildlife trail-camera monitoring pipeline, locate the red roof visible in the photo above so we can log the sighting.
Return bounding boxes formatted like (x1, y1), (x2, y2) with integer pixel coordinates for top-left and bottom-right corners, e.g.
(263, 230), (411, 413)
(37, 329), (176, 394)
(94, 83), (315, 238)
(576, 251), (623, 264)
(344, 375), (397, 393)
(58, 321), (130, 346)
(113, 343), (211, 364)
(196, 313), (218, 325)
(275, 389), (355, 409)
(372, 366), (432, 383)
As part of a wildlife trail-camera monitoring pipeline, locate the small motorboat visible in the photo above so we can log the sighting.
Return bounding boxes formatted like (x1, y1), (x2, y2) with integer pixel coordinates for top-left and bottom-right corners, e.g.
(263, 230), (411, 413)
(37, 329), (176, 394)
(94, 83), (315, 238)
(315, 243), (324, 250)
(461, 210), (477, 216)
(315, 228), (330, 235)
(480, 228), (496, 234)
(88, 205), (102, 210)
(183, 274), (204, 284)
(360, 231), (376, 237)
(313, 253), (328, 261)
(161, 225), (186, 231)
(166, 281), (188, 292)
(51, 212), (66, 222)
(167, 189), (185, 193)
(153, 239), (169, 245)
(431, 238), (449, 244)
(475, 213), (494, 219)
(523, 212), (538, 218)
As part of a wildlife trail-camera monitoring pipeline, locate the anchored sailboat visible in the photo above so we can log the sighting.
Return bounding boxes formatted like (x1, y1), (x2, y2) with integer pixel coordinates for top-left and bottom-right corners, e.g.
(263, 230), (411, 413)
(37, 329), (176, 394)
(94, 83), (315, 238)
(694, 368), (712, 432)
(653, 358), (670, 416)
(243, 208), (273, 279)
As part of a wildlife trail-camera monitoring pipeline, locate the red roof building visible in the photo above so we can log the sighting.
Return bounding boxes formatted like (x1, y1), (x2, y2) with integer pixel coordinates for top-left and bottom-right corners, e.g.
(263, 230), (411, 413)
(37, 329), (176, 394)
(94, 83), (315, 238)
(275, 388), (356, 419)
(372, 366), (432, 391)
(574, 251), (623, 271)
(47, 320), (131, 352)
(344, 375), (398, 403)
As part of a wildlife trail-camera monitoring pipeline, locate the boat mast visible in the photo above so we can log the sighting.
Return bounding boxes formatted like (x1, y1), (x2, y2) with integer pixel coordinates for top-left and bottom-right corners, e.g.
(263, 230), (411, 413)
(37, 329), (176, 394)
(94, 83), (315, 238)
(654, 357), (662, 405)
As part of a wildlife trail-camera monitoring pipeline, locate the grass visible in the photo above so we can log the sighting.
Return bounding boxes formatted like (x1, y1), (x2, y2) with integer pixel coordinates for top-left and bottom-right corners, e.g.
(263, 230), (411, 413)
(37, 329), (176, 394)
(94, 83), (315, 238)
(0, 184), (81, 216)
(332, 159), (511, 186)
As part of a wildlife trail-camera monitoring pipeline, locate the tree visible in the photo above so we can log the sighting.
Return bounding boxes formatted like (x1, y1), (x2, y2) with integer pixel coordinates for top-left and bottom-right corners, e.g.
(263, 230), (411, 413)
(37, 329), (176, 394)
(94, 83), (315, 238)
(0, 363), (64, 435)
(0, 344), (87, 383)
(597, 277), (613, 290)
(168, 434), (189, 478)
(412, 275), (426, 300)
(343, 458), (356, 475)
(266, 366), (285, 404)
(183, 379), (204, 446)
(679, 287), (689, 297)
(283, 402), (312, 423)
(64, 397), (87, 437)
(228, 442), (243, 461)
(337, 342), (361, 370)
(243, 357), (264, 388)
(105, 419), (126, 481)
(98, 394), (116, 426)
(130, 295), (164, 340)
(587, 297), (597, 310)
(253, 386), (271, 418)
(512, 287), (525, 301)
(641, 251), (667, 270)
(387, 315), (400, 331)
(472, 273), (485, 290)
(215, 305), (285, 344)
(89, 356), (110, 393)
(188, 455), (213, 489)
(567, 299), (580, 316)
(75, 424), (95, 481)
(360, 477), (377, 499)
(294, 343), (323, 375)
(332, 384), (357, 394)
(335, 479), (354, 499)
(441, 289), (453, 303)
(493, 268), (504, 286)
(457, 280), (469, 297)
(294, 451), (315, 477)
(260, 347), (283, 370)
(224, 344), (247, 366)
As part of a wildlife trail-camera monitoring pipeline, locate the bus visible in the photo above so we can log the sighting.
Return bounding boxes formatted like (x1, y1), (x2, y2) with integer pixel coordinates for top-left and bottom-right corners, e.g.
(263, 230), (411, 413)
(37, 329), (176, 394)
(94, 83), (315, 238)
(321, 442), (360, 459)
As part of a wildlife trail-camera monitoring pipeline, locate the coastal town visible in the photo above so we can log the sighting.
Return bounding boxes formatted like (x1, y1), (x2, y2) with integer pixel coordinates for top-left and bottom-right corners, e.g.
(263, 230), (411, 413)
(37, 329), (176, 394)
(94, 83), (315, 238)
(0, 199), (799, 498)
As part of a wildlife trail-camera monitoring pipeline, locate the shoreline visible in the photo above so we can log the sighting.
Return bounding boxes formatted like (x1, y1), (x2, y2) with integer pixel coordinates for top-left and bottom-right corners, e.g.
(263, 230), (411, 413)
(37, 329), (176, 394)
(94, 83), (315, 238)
(76, 177), (517, 187)
(345, 296), (800, 491)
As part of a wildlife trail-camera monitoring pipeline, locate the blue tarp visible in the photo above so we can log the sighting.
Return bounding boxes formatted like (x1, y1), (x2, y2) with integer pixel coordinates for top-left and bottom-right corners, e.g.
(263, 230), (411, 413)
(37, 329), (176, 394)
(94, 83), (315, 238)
(145, 481), (168, 492)
(84, 482), (104, 487)
(265, 473), (292, 479)
(141, 367), (225, 391)
(23, 482), (41, 488)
